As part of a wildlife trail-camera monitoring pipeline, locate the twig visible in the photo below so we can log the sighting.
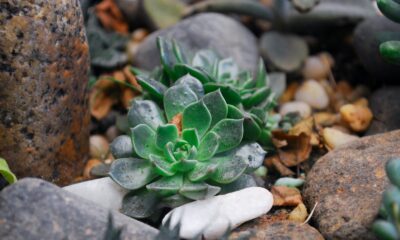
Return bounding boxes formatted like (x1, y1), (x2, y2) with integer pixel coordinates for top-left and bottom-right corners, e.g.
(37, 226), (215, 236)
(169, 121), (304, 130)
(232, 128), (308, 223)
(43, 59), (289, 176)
(302, 201), (318, 225)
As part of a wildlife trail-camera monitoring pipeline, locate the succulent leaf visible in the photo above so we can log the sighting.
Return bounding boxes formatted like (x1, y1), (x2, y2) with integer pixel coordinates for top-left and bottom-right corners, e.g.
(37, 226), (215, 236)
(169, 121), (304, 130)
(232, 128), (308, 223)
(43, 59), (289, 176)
(227, 104), (244, 119)
(173, 64), (214, 84)
(131, 124), (160, 159)
(202, 90), (228, 128)
(182, 128), (200, 148)
(182, 101), (211, 137)
(197, 131), (220, 161)
(192, 49), (219, 73)
(136, 75), (168, 101)
(122, 189), (160, 219)
(180, 179), (220, 200)
(386, 158), (400, 188)
(211, 119), (244, 153)
(128, 100), (166, 130)
(109, 158), (157, 190)
(187, 162), (218, 182)
(110, 135), (134, 159)
(156, 124), (179, 149)
(146, 174), (184, 196)
(164, 84), (198, 121)
(175, 74), (204, 98)
(372, 220), (399, 240)
(204, 83), (242, 105)
(149, 154), (176, 177)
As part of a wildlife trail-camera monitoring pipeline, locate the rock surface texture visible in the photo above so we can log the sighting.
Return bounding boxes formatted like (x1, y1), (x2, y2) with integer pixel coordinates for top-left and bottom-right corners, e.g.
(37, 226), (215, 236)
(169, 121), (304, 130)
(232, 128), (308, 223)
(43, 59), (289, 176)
(304, 130), (400, 240)
(0, 178), (158, 240)
(134, 13), (260, 73)
(366, 87), (400, 135)
(0, 1), (90, 185)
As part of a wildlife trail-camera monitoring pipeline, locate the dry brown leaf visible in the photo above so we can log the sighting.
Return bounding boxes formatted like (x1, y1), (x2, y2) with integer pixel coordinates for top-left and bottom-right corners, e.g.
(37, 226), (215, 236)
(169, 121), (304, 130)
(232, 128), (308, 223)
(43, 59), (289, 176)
(272, 131), (312, 167)
(272, 186), (303, 207)
(314, 112), (339, 127)
(123, 66), (142, 90)
(122, 88), (136, 109)
(340, 104), (373, 132)
(280, 82), (299, 104)
(289, 117), (320, 146)
(95, 0), (129, 34)
(288, 203), (308, 222)
(83, 159), (103, 179)
(170, 113), (183, 133)
(265, 155), (295, 176)
(90, 89), (115, 120)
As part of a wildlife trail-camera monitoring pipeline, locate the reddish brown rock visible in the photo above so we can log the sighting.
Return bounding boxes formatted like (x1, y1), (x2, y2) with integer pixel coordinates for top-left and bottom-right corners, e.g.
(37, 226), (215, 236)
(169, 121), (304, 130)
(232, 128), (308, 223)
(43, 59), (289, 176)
(304, 130), (400, 240)
(0, 1), (90, 185)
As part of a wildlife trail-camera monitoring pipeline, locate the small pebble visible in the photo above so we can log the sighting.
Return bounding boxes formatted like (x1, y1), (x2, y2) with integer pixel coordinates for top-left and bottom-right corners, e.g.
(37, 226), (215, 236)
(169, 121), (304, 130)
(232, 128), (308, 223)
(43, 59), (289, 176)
(162, 187), (273, 239)
(280, 101), (312, 119)
(340, 104), (373, 132)
(295, 80), (330, 110)
(302, 52), (334, 80)
(89, 135), (110, 160)
(323, 128), (359, 150)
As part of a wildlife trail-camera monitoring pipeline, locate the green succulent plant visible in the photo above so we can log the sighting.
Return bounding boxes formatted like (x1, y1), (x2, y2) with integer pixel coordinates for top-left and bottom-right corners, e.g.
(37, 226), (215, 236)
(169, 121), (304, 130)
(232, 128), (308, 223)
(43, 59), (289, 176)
(376, 0), (400, 65)
(373, 158), (400, 240)
(109, 77), (266, 219)
(133, 37), (278, 149)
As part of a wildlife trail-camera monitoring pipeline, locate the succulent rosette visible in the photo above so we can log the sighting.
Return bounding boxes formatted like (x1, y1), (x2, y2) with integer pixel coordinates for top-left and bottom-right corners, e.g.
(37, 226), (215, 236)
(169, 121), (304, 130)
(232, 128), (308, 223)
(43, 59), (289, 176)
(109, 76), (266, 218)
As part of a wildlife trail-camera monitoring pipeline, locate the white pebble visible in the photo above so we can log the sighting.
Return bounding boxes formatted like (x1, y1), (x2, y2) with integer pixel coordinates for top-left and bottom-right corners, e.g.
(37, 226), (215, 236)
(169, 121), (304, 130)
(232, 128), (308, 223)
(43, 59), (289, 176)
(295, 79), (330, 109)
(162, 187), (273, 239)
(63, 177), (128, 210)
(323, 128), (359, 150)
(280, 101), (312, 118)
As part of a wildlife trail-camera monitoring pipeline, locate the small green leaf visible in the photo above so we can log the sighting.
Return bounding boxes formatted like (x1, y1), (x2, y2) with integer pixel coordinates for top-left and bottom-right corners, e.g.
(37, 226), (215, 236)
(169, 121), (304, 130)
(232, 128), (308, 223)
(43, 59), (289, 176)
(377, 0), (400, 23)
(136, 75), (167, 102)
(204, 83), (242, 105)
(164, 142), (177, 163)
(110, 135), (134, 159)
(147, 174), (184, 196)
(242, 87), (271, 109)
(171, 159), (197, 172)
(256, 58), (268, 87)
(174, 64), (214, 84)
(380, 41), (400, 65)
(383, 186), (400, 220)
(192, 50), (219, 73)
(243, 114), (262, 141)
(187, 162), (218, 182)
(372, 220), (399, 240)
(131, 124), (160, 159)
(211, 119), (244, 153)
(182, 101), (211, 137)
(149, 154), (175, 176)
(175, 74), (204, 98)
(164, 84), (198, 121)
(172, 39), (187, 64)
(202, 90), (228, 128)
(109, 158), (157, 190)
(157, 37), (176, 79)
(258, 129), (273, 148)
(122, 189), (160, 219)
(156, 124), (179, 149)
(0, 158), (16, 184)
(182, 128), (200, 148)
(128, 100), (166, 130)
(179, 179), (220, 200)
(386, 158), (400, 188)
(197, 131), (220, 161)
(227, 104), (244, 119)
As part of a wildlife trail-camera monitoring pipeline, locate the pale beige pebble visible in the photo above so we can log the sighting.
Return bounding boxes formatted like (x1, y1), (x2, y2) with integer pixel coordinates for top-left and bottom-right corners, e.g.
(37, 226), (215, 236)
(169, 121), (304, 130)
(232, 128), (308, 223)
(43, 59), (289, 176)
(295, 80), (330, 110)
(302, 52), (334, 80)
(323, 127), (359, 150)
(279, 101), (312, 119)
(89, 135), (110, 160)
(340, 104), (373, 132)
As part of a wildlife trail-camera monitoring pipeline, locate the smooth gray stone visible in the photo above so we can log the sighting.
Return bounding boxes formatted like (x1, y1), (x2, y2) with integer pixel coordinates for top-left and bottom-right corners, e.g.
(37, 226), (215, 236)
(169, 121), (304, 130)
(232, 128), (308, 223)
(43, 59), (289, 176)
(0, 178), (158, 240)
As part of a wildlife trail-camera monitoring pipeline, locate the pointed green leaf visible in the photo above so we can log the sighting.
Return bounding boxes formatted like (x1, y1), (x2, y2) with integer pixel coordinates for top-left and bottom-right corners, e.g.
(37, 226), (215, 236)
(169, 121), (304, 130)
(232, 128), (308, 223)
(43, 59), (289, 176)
(122, 189), (160, 219)
(128, 100), (166, 129)
(171, 159), (197, 172)
(164, 84), (198, 121)
(204, 83), (242, 105)
(136, 75), (167, 101)
(242, 87), (271, 109)
(0, 158), (16, 184)
(157, 37), (176, 79)
(164, 142), (176, 163)
(172, 39), (187, 64)
(192, 49), (219, 73)
(377, 0), (400, 23)
(202, 90), (228, 128)
(131, 124), (160, 159)
(211, 119), (244, 153)
(109, 158), (157, 190)
(175, 74), (204, 98)
(243, 115), (262, 141)
(210, 153), (248, 184)
(156, 124), (179, 149)
(182, 101), (211, 137)
(256, 58), (268, 87)
(227, 104), (244, 119)
(149, 154), (176, 176)
(182, 128), (200, 148)
(179, 179), (220, 200)
(197, 131), (220, 161)
(146, 174), (184, 197)
(187, 162), (218, 182)
(174, 64), (214, 84)
(110, 135), (134, 159)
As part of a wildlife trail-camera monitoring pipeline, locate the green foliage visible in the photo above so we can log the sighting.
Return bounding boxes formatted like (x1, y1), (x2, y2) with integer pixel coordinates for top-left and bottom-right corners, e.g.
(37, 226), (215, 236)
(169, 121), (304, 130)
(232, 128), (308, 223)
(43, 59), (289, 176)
(134, 37), (278, 149)
(0, 158), (17, 184)
(109, 80), (266, 218)
(373, 158), (400, 240)
(377, 0), (400, 65)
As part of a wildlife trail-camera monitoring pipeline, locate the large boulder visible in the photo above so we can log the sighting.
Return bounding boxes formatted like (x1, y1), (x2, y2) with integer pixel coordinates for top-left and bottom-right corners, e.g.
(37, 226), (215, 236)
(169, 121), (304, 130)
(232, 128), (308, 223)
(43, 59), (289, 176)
(0, 0), (90, 185)
(366, 87), (400, 135)
(0, 178), (158, 240)
(133, 13), (260, 73)
(303, 130), (400, 239)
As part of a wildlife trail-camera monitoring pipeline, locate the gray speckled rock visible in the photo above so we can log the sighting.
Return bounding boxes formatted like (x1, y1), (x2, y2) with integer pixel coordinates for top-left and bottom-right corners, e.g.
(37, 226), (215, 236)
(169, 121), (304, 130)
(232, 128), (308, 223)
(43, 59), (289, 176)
(133, 13), (259, 73)
(0, 0), (90, 185)
(304, 130), (400, 240)
(0, 178), (158, 240)
(366, 87), (400, 135)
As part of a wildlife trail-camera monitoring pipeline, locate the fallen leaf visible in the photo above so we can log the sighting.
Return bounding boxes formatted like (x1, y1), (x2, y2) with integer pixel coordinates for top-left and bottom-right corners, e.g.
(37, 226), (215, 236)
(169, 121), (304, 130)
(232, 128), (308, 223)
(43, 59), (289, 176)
(289, 117), (320, 146)
(273, 131), (312, 167)
(89, 89), (115, 120)
(272, 185), (303, 207)
(280, 82), (299, 103)
(288, 203), (308, 222)
(95, 0), (129, 34)
(122, 88), (136, 109)
(123, 66), (142, 90)
(265, 155), (295, 176)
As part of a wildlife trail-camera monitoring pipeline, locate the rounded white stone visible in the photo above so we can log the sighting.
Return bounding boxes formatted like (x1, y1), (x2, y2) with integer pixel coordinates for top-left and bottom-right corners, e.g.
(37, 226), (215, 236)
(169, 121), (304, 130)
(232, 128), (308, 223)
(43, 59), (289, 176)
(295, 79), (330, 110)
(162, 187), (273, 239)
(63, 177), (128, 210)
(280, 101), (312, 119)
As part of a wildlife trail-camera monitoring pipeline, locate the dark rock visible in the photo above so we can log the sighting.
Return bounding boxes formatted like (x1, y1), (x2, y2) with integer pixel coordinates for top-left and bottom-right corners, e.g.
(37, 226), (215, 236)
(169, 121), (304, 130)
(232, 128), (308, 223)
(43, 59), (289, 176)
(354, 16), (400, 85)
(133, 13), (260, 73)
(0, 1), (90, 185)
(0, 178), (158, 240)
(366, 87), (400, 135)
(230, 214), (324, 240)
(304, 130), (400, 240)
